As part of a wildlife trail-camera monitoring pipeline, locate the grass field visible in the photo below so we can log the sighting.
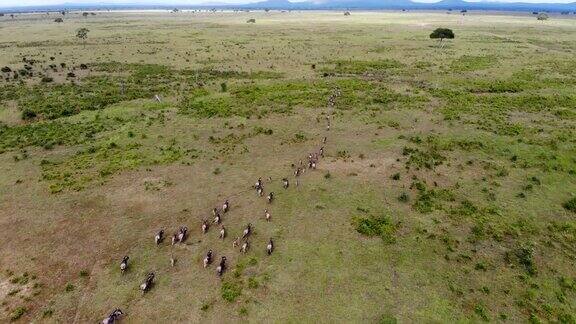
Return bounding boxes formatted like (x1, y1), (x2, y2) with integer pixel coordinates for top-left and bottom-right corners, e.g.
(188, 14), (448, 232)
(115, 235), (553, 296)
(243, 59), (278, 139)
(0, 9), (575, 323)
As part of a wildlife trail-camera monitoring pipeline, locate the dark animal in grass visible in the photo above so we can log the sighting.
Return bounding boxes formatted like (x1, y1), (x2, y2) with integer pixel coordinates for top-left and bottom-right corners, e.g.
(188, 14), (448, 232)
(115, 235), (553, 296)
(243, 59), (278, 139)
(222, 200), (229, 213)
(171, 233), (178, 245)
(219, 226), (226, 239)
(101, 308), (123, 324)
(214, 213), (221, 224)
(202, 220), (209, 234)
(267, 192), (274, 203)
(120, 256), (129, 274)
(282, 178), (289, 189)
(294, 167), (302, 177)
(242, 223), (252, 239)
(320, 147), (324, 157)
(241, 240), (249, 254)
(178, 226), (188, 243)
(267, 239), (274, 255)
(155, 230), (164, 245)
(140, 272), (155, 293)
(232, 237), (239, 248)
(212, 207), (218, 217)
(216, 256), (226, 276)
(203, 250), (213, 268)
(255, 177), (262, 190)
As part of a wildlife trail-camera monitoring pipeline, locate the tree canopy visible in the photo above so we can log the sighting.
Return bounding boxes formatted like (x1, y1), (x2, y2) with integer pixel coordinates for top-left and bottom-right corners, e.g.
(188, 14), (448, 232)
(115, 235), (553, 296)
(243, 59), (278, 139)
(76, 28), (90, 46)
(430, 28), (455, 41)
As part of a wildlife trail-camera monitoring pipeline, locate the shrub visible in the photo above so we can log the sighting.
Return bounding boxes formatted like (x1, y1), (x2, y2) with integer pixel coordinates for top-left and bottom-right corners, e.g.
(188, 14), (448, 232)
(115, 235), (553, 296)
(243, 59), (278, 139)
(391, 173), (400, 180)
(221, 281), (242, 302)
(10, 307), (26, 321)
(398, 192), (409, 202)
(380, 314), (397, 324)
(353, 214), (396, 243)
(563, 197), (576, 213)
(65, 283), (75, 292)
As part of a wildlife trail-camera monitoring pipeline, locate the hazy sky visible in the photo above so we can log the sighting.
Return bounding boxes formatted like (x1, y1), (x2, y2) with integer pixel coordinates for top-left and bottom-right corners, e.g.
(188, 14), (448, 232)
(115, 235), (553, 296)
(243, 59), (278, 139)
(1, 0), (574, 8)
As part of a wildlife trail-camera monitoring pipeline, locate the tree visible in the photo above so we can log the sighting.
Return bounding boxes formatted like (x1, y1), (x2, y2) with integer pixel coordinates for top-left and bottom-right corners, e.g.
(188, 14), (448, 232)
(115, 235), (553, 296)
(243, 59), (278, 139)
(537, 12), (549, 21)
(76, 28), (89, 47)
(430, 28), (454, 48)
(82, 12), (89, 18)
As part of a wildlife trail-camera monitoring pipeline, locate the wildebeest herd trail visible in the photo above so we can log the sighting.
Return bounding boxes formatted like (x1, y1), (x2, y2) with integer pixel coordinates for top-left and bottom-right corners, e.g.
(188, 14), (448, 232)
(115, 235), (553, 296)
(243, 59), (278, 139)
(98, 88), (340, 323)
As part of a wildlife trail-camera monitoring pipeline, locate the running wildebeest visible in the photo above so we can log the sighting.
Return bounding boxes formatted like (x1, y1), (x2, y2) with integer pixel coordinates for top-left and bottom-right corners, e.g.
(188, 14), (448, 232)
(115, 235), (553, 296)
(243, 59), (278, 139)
(202, 220), (209, 234)
(267, 192), (274, 203)
(203, 250), (213, 268)
(257, 187), (264, 197)
(323, 136), (327, 144)
(140, 272), (155, 293)
(120, 256), (129, 274)
(232, 237), (240, 248)
(212, 207), (218, 217)
(242, 223), (252, 239)
(155, 230), (164, 245)
(214, 212), (221, 224)
(294, 167), (302, 177)
(241, 240), (249, 254)
(178, 226), (188, 243)
(222, 200), (229, 213)
(265, 209), (271, 222)
(216, 256), (226, 276)
(282, 178), (289, 189)
(267, 238), (274, 255)
(320, 147), (324, 157)
(219, 225), (226, 239)
(101, 309), (123, 324)
(171, 233), (178, 245)
(255, 177), (262, 190)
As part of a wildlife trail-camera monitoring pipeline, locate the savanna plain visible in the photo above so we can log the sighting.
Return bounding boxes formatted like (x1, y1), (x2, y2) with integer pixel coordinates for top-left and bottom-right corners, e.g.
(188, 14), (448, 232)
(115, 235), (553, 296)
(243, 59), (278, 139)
(0, 9), (575, 323)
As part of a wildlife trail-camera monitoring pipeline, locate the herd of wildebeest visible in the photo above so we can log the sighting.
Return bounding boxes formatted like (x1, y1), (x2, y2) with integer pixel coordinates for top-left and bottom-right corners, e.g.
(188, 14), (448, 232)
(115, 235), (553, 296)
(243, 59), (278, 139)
(101, 88), (340, 323)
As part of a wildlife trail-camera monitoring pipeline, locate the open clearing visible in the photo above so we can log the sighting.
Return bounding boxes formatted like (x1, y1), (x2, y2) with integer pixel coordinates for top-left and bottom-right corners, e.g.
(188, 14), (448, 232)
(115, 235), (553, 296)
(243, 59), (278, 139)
(0, 10), (575, 323)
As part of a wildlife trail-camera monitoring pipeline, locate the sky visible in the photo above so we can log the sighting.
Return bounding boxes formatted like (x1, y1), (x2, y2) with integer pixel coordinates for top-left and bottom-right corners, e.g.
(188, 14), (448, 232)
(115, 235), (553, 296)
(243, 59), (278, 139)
(0, 0), (574, 8)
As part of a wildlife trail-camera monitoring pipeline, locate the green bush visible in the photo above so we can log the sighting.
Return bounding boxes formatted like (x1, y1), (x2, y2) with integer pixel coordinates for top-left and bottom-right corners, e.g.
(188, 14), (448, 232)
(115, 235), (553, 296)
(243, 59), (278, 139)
(221, 280), (242, 302)
(563, 197), (576, 213)
(353, 214), (396, 243)
(10, 307), (26, 321)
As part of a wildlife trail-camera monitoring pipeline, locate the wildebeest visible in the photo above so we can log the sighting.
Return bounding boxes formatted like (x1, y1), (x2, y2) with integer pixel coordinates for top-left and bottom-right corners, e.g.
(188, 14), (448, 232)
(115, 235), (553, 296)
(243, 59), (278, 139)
(120, 256), (129, 274)
(219, 226), (226, 239)
(241, 240), (249, 253)
(202, 220), (209, 234)
(294, 167), (302, 177)
(282, 178), (289, 189)
(265, 209), (271, 222)
(178, 226), (188, 243)
(232, 237), (239, 248)
(320, 147), (324, 157)
(140, 272), (155, 293)
(203, 250), (213, 268)
(267, 192), (274, 203)
(242, 223), (252, 239)
(212, 207), (218, 217)
(155, 230), (164, 245)
(267, 238), (274, 255)
(323, 136), (327, 144)
(216, 256), (226, 276)
(101, 308), (123, 324)
(222, 200), (229, 213)
(213, 213), (221, 224)
(257, 186), (264, 197)
(255, 177), (262, 190)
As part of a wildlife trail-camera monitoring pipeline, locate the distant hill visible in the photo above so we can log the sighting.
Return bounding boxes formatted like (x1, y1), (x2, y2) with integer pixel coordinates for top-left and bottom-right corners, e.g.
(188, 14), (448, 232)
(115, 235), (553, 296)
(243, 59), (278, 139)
(1, 0), (576, 13)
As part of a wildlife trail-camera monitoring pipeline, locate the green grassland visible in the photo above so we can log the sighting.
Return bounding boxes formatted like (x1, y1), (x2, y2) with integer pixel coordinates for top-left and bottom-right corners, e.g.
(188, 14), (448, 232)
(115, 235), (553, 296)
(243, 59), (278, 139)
(0, 10), (575, 323)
